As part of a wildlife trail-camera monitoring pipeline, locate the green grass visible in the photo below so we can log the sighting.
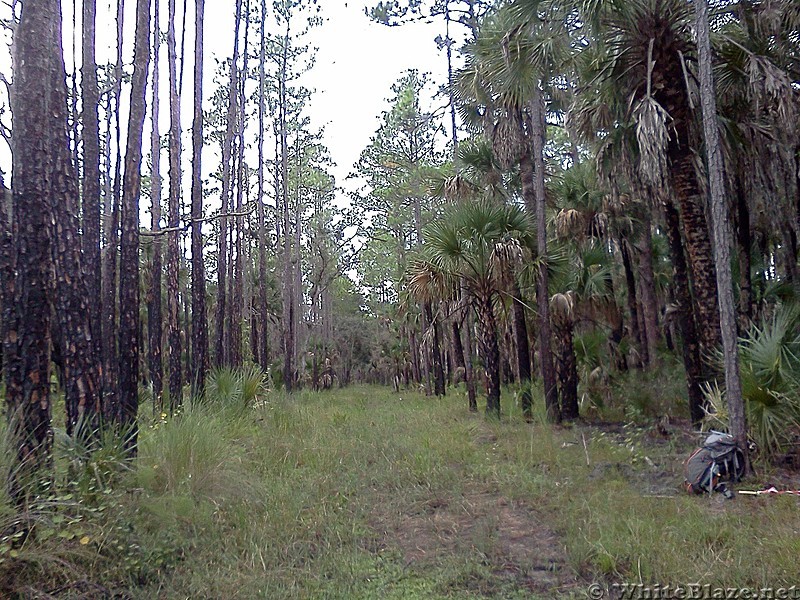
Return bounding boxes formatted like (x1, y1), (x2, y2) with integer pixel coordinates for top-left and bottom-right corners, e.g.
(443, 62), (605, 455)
(2, 380), (800, 598)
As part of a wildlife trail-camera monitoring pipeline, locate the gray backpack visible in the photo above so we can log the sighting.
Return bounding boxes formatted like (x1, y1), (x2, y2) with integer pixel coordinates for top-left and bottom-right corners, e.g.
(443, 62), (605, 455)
(684, 432), (745, 497)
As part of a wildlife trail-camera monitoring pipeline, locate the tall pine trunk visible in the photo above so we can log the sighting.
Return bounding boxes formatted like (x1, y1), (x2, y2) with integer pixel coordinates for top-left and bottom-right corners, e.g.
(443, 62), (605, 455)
(7, 0), (56, 498)
(118, 0), (151, 450)
(530, 89), (560, 423)
(214, 0), (243, 368)
(695, 0), (746, 459)
(148, 0), (163, 414)
(256, 0), (270, 371)
(82, 0), (102, 375)
(190, 0), (209, 397)
(167, 0), (183, 410)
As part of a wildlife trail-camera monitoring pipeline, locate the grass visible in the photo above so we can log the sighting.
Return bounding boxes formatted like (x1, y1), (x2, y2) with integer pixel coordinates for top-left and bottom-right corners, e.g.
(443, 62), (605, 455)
(2, 375), (800, 598)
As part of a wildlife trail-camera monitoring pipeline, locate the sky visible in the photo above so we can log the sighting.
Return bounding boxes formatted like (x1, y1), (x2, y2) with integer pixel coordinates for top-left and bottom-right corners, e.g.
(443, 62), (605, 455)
(0, 1), (452, 196)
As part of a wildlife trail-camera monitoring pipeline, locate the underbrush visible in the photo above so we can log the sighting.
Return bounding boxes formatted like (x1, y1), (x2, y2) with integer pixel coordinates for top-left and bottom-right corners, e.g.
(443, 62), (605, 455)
(0, 376), (799, 598)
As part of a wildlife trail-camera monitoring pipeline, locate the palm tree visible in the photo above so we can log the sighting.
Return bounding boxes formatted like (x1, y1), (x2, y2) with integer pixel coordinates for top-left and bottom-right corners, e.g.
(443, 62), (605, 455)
(407, 199), (535, 417)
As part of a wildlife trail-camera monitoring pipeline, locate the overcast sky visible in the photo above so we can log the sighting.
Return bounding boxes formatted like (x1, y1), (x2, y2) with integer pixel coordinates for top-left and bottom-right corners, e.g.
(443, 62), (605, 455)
(0, 1), (451, 195)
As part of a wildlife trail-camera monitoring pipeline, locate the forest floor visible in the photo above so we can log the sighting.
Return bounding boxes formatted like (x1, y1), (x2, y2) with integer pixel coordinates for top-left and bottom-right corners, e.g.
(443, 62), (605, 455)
(3, 376), (800, 599)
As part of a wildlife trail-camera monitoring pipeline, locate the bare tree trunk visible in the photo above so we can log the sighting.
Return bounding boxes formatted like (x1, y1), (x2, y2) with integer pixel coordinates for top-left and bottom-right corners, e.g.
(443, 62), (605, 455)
(148, 0), (163, 414)
(166, 0), (183, 410)
(47, 7), (102, 438)
(7, 0), (56, 499)
(102, 0), (125, 424)
(214, 0), (243, 368)
(477, 294), (501, 418)
(530, 88), (560, 423)
(256, 0), (270, 371)
(696, 0), (746, 459)
(190, 0), (209, 397)
(82, 0), (102, 376)
(118, 0), (152, 451)
(463, 306), (477, 412)
(231, 0), (251, 368)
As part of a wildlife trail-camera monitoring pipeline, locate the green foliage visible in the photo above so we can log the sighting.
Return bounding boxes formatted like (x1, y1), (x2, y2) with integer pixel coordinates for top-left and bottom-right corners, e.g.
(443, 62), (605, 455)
(205, 365), (269, 413)
(704, 304), (800, 457)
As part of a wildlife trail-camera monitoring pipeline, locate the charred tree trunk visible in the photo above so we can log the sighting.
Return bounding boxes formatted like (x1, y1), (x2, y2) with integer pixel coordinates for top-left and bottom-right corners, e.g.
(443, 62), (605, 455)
(166, 0), (183, 410)
(118, 0), (151, 451)
(214, 0), (243, 368)
(81, 0), (102, 375)
(7, 0), (56, 498)
(190, 0), (209, 397)
(256, 0), (270, 371)
(620, 240), (644, 368)
(636, 211), (660, 366)
(425, 303), (445, 397)
(148, 0), (163, 414)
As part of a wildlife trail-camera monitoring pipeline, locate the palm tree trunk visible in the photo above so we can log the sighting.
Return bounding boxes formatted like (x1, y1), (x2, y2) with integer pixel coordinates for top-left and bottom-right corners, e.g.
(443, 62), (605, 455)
(664, 199), (705, 425)
(118, 0), (152, 451)
(620, 240), (644, 368)
(463, 307), (478, 412)
(636, 211), (660, 366)
(190, 0), (209, 398)
(510, 283), (532, 419)
(477, 294), (501, 418)
(735, 173), (752, 326)
(555, 321), (579, 421)
(425, 303), (445, 396)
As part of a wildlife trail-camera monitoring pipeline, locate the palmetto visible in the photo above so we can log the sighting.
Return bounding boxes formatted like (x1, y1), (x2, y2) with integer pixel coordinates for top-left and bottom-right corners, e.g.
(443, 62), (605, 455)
(407, 199), (535, 417)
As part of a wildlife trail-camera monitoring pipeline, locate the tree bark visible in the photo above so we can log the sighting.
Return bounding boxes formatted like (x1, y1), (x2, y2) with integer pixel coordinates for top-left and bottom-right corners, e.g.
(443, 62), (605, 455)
(636, 211), (660, 366)
(663, 199), (705, 425)
(214, 0), (243, 368)
(256, 0), (270, 371)
(695, 0), (747, 458)
(190, 0), (209, 398)
(148, 0), (163, 414)
(620, 240), (644, 368)
(167, 0), (183, 410)
(7, 0), (56, 498)
(477, 294), (501, 418)
(82, 0), (102, 374)
(118, 0), (151, 451)
(530, 88), (560, 423)
(510, 283), (532, 419)
(555, 320), (579, 421)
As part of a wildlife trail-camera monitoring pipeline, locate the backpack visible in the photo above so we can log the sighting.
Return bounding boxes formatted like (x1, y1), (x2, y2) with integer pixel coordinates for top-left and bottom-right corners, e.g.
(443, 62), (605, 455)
(684, 432), (745, 497)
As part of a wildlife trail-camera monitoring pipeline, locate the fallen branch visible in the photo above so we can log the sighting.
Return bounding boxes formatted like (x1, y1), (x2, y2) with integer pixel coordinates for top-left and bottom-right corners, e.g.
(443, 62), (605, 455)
(140, 205), (256, 237)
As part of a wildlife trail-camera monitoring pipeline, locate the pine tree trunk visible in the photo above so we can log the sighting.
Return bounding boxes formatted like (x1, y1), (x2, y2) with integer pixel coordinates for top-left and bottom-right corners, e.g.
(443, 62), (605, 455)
(118, 0), (152, 451)
(7, 0), (56, 497)
(82, 0), (102, 374)
(256, 0), (270, 372)
(47, 7), (102, 438)
(102, 0), (125, 425)
(148, 0), (163, 414)
(190, 0), (209, 398)
(279, 18), (294, 392)
(530, 89), (560, 423)
(695, 0), (746, 458)
(167, 0), (183, 410)
(214, 0), (243, 368)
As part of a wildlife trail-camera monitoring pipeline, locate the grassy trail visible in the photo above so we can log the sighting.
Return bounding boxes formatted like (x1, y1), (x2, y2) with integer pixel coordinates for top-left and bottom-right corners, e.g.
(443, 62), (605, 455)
(131, 385), (800, 599)
(4, 384), (800, 598)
